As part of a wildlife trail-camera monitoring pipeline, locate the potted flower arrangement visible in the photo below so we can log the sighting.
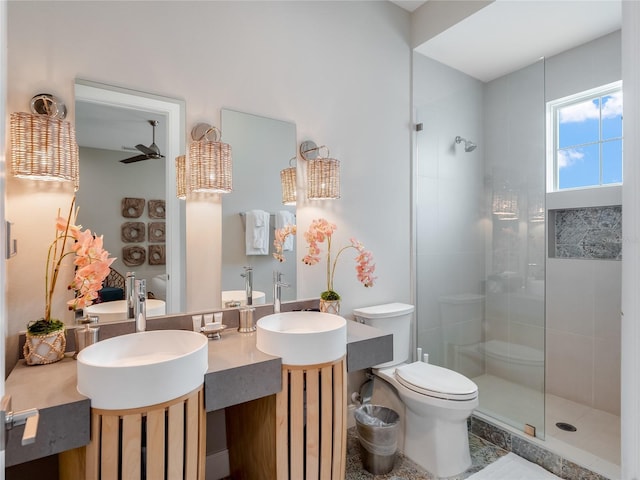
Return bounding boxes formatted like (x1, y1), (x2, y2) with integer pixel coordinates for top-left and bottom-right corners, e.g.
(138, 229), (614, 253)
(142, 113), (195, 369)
(24, 196), (115, 365)
(299, 218), (376, 314)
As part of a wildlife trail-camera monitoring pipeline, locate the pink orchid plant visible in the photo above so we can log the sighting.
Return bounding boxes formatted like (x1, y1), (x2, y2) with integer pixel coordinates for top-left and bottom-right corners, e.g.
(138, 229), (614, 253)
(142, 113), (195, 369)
(273, 224), (297, 263)
(302, 218), (376, 301)
(31, 196), (115, 335)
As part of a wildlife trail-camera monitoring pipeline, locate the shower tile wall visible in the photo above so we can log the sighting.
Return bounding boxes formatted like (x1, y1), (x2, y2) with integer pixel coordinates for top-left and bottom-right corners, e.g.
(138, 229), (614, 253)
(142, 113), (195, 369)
(545, 31), (622, 418)
(413, 52), (486, 368)
(546, 256), (621, 415)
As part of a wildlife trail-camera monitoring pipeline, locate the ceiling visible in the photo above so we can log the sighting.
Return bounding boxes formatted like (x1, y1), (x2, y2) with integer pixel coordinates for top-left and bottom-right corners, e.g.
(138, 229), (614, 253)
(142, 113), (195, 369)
(405, 0), (622, 82)
(76, 1), (622, 152)
(390, 0), (426, 12)
(75, 100), (167, 159)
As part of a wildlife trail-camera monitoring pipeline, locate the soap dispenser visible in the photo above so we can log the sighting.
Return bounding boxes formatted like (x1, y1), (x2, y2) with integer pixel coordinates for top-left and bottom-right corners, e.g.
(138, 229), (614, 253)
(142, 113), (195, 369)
(74, 315), (100, 359)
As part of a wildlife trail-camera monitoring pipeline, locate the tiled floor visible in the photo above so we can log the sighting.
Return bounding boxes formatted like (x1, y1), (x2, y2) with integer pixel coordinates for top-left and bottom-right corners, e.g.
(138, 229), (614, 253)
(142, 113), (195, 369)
(345, 427), (508, 480)
(545, 393), (620, 478)
(473, 374), (620, 479)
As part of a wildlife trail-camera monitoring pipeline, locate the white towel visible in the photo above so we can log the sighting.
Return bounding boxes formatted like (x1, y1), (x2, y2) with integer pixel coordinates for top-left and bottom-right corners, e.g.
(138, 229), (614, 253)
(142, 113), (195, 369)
(275, 210), (296, 251)
(466, 453), (561, 480)
(245, 210), (270, 255)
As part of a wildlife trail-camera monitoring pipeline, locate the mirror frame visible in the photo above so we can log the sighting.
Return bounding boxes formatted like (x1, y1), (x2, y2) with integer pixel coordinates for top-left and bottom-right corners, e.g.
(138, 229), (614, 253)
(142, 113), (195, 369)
(74, 79), (186, 312)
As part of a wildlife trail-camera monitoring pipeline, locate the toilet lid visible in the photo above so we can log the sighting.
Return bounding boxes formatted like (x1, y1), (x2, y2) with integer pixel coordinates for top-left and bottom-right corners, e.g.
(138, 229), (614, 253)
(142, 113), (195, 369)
(395, 362), (478, 401)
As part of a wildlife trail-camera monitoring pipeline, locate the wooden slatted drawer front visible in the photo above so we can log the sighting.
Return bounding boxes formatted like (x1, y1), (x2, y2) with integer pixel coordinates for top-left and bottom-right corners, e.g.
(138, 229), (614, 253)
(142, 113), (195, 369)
(60, 385), (205, 480)
(276, 357), (347, 480)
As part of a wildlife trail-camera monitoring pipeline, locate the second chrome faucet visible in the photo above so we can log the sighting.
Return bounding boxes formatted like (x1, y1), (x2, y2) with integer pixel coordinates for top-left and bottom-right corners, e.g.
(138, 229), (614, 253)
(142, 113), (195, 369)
(241, 266), (253, 306)
(273, 271), (290, 313)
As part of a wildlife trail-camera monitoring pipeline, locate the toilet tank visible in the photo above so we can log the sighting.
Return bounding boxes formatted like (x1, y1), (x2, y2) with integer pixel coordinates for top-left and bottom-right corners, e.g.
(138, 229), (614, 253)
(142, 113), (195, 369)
(439, 294), (484, 326)
(353, 303), (414, 368)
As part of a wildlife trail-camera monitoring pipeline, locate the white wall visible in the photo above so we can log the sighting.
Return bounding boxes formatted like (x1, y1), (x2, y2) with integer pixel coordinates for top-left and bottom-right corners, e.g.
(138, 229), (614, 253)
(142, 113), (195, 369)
(621, 3), (640, 476)
(545, 32), (622, 415)
(5, 1), (412, 370)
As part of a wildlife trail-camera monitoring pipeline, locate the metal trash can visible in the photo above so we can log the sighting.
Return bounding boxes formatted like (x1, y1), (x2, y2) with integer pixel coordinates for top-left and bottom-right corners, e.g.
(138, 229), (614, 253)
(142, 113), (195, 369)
(354, 404), (400, 475)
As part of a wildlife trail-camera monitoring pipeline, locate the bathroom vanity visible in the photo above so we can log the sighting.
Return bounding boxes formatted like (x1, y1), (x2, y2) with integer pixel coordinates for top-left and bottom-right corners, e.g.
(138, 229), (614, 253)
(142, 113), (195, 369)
(4, 305), (392, 479)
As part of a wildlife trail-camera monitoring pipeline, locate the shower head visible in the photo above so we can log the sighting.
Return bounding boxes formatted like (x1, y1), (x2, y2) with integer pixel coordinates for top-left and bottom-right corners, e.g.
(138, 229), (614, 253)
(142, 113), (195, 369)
(455, 136), (477, 152)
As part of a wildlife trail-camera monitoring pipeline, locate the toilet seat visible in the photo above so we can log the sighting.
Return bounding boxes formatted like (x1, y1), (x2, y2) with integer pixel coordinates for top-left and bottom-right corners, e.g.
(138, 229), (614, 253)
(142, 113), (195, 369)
(395, 362), (478, 401)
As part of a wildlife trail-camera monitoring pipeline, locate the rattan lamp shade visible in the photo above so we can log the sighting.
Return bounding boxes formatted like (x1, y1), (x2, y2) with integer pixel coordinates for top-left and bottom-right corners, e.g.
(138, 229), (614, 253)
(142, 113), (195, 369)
(492, 188), (518, 218)
(176, 155), (187, 199)
(189, 140), (232, 193)
(307, 157), (340, 200)
(10, 112), (79, 186)
(280, 166), (297, 205)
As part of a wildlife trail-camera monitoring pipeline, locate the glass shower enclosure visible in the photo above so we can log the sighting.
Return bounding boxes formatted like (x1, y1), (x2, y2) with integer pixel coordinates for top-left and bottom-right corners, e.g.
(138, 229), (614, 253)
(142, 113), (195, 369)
(413, 52), (546, 437)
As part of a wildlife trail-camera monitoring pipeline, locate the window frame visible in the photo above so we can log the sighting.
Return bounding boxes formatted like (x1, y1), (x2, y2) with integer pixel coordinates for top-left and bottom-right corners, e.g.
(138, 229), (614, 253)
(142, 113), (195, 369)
(546, 81), (623, 192)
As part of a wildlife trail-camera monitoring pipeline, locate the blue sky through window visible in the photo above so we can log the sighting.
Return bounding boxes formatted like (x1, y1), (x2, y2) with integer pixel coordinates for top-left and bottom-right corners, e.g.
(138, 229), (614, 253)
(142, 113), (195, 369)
(556, 89), (622, 190)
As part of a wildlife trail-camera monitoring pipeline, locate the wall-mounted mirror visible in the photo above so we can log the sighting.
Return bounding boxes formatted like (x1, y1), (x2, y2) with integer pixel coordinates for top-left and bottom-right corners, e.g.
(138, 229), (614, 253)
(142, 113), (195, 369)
(74, 80), (186, 313)
(221, 109), (297, 304)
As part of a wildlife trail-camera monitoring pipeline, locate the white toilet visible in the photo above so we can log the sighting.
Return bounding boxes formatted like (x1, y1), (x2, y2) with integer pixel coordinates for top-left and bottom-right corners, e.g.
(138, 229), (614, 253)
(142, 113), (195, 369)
(354, 303), (479, 478)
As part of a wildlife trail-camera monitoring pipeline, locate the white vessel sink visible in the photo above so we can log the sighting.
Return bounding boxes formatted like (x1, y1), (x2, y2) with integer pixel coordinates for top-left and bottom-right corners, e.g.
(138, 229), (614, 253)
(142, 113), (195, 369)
(256, 311), (346, 365)
(85, 299), (166, 323)
(77, 330), (208, 410)
(221, 290), (266, 306)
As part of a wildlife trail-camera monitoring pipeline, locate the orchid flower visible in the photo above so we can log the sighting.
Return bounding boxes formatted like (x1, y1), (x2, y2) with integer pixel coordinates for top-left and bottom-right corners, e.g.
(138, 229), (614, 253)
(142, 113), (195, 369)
(43, 196), (115, 321)
(273, 224), (297, 263)
(301, 218), (376, 300)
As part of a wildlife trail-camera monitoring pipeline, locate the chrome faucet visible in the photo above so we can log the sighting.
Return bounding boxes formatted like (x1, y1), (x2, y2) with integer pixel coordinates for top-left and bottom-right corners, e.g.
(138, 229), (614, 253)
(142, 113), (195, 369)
(134, 279), (146, 332)
(273, 271), (290, 314)
(241, 266), (253, 306)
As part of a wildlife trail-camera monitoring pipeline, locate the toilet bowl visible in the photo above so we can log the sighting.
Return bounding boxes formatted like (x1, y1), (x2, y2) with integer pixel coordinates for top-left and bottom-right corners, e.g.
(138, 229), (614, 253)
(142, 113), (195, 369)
(354, 303), (479, 478)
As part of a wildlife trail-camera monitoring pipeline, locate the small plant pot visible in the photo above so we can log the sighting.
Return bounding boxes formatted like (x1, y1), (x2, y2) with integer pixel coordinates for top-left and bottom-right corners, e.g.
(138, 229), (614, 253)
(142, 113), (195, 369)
(320, 299), (341, 315)
(23, 327), (66, 365)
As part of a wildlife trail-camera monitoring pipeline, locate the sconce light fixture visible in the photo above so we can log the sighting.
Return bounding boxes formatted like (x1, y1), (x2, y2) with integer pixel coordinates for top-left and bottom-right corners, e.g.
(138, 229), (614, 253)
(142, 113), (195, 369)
(175, 154), (187, 199)
(492, 186), (518, 219)
(300, 140), (340, 200)
(10, 94), (79, 188)
(529, 198), (545, 223)
(280, 156), (297, 205)
(188, 123), (232, 194)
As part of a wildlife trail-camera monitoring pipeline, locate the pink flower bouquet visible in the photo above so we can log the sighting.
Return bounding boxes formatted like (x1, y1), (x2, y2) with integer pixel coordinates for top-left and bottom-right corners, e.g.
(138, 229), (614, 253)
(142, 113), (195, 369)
(30, 196), (115, 335)
(301, 218), (376, 301)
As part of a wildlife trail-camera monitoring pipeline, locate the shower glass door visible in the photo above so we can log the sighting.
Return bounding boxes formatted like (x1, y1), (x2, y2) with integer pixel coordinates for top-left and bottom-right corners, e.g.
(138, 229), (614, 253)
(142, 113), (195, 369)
(414, 52), (546, 438)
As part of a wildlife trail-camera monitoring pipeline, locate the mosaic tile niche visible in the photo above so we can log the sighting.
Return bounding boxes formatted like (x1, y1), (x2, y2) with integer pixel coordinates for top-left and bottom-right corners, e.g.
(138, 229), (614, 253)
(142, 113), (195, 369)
(551, 205), (622, 260)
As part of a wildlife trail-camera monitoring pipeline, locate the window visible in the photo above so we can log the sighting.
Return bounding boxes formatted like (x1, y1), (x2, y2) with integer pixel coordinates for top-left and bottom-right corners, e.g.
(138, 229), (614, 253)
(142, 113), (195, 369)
(547, 82), (622, 191)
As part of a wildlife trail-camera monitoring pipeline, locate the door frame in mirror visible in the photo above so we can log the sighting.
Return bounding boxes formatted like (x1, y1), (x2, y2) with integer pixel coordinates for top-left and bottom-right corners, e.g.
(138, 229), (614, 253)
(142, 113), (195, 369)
(74, 79), (186, 312)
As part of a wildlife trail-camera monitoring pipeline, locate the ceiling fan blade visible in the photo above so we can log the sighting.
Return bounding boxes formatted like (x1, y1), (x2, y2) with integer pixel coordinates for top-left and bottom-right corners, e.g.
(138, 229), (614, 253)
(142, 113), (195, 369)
(120, 154), (150, 164)
(135, 143), (155, 155)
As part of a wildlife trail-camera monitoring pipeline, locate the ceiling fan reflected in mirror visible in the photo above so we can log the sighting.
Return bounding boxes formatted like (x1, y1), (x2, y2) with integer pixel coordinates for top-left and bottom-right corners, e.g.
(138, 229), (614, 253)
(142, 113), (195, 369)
(120, 120), (165, 164)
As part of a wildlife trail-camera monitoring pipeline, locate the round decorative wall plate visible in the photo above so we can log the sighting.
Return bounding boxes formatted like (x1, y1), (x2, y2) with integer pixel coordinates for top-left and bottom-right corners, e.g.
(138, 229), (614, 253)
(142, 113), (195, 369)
(121, 222), (146, 243)
(122, 246), (146, 266)
(148, 222), (166, 243)
(122, 198), (145, 218)
(148, 200), (166, 219)
(148, 245), (166, 265)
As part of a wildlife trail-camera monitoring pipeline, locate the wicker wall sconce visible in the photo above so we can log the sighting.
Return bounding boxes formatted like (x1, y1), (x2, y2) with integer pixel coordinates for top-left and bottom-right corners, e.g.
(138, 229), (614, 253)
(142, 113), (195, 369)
(492, 185), (519, 219)
(175, 154), (187, 199)
(280, 156), (297, 205)
(300, 140), (340, 200)
(10, 94), (79, 189)
(188, 123), (232, 194)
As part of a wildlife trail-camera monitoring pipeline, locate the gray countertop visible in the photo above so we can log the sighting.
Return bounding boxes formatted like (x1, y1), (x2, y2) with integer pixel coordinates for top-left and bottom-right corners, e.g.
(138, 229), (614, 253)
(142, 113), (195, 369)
(5, 317), (391, 467)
